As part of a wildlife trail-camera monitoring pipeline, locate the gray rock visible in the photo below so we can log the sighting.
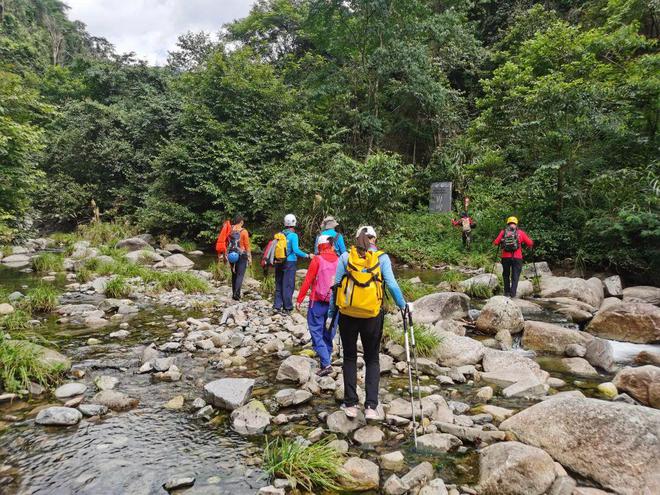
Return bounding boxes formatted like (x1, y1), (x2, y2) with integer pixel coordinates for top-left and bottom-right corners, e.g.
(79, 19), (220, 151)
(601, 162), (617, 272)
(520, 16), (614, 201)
(327, 409), (366, 435)
(94, 375), (118, 391)
(540, 276), (603, 309)
(401, 461), (435, 490)
(92, 390), (138, 411)
(274, 388), (313, 407)
(622, 286), (660, 305)
(116, 237), (153, 252)
(587, 302), (660, 344)
(157, 254), (195, 271)
(380, 450), (406, 471)
(1, 254), (30, 265)
(476, 296), (525, 335)
(341, 457), (379, 491)
(163, 243), (186, 253)
(276, 355), (316, 384)
(78, 404), (108, 417)
(432, 331), (485, 367)
(54, 382), (87, 399)
(417, 433), (462, 454)
(603, 275), (622, 298)
(153, 357), (174, 372)
(500, 395), (660, 494)
(203, 378), (255, 410)
(353, 425), (385, 446)
(419, 478), (449, 495)
(163, 477), (195, 491)
(412, 292), (470, 325)
(35, 406), (82, 426)
(231, 400), (271, 435)
(612, 365), (660, 408)
(383, 474), (408, 495)
(478, 441), (556, 495)
(459, 273), (498, 291)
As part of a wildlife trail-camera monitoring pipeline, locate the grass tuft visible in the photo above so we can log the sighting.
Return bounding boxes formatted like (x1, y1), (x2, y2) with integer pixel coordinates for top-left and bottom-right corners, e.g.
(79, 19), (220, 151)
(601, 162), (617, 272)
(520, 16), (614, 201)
(0, 309), (31, 332)
(463, 283), (493, 299)
(397, 279), (437, 302)
(156, 272), (209, 294)
(263, 436), (348, 492)
(209, 260), (231, 282)
(383, 319), (441, 357)
(260, 274), (275, 299)
(77, 221), (137, 246)
(104, 276), (132, 298)
(23, 285), (59, 313)
(32, 252), (64, 272)
(0, 336), (66, 393)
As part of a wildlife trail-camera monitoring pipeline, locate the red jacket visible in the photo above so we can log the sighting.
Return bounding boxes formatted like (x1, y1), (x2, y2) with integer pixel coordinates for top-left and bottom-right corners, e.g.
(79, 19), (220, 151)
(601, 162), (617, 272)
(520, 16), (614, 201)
(493, 228), (533, 259)
(297, 245), (338, 304)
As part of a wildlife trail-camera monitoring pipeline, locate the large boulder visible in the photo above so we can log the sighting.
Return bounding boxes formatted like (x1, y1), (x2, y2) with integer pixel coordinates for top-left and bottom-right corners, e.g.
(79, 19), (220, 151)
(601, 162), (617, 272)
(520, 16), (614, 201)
(522, 261), (552, 279)
(115, 237), (153, 252)
(603, 276), (622, 298)
(125, 250), (164, 264)
(522, 321), (592, 354)
(478, 441), (556, 495)
(203, 378), (255, 410)
(3, 340), (71, 371)
(459, 273), (498, 291)
(540, 276), (603, 309)
(35, 406), (82, 426)
(612, 365), (660, 408)
(587, 302), (660, 344)
(1, 254), (30, 266)
(276, 355), (316, 384)
(432, 331), (485, 367)
(157, 254), (195, 271)
(500, 395), (660, 495)
(623, 286), (660, 305)
(476, 296), (524, 335)
(341, 457), (379, 491)
(412, 292), (470, 325)
(231, 400), (271, 435)
(481, 348), (548, 384)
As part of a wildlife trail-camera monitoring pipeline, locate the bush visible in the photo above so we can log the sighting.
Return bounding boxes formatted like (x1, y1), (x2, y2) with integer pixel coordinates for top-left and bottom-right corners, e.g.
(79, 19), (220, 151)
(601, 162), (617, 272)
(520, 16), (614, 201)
(23, 285), (59, 313)
(0, 336), (67, 393)
(0, 309), (31, 332)
(263, 436), (348, 492)
(156, 272), (209, 294)
(462, 283), (494, 299)
(32, 252), (64, 272)
(76, 265), (94, 283)
(260, 274), (275, 299)
(397, 279), (437, 302)
(104, 276), (132, 298)
(77, 221), (137, 246)
(383, 320), (441, 357)
(209, 260), (231, 282)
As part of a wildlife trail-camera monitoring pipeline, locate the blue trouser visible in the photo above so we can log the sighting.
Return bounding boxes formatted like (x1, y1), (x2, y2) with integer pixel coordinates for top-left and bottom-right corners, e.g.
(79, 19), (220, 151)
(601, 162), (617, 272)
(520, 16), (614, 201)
(307, 301), (335, 368)
(274, 261), (297, 311)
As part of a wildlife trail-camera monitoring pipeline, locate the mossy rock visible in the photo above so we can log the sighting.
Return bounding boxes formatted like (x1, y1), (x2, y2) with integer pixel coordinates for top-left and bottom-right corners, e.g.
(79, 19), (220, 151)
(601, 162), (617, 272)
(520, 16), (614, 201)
(3, 340), (71, 371)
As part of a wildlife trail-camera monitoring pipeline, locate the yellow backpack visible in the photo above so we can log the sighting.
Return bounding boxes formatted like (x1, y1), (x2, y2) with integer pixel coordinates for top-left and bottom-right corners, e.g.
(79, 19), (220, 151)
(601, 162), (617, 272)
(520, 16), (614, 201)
(273, 232), (289, 262)
(337, 247), (384, 318)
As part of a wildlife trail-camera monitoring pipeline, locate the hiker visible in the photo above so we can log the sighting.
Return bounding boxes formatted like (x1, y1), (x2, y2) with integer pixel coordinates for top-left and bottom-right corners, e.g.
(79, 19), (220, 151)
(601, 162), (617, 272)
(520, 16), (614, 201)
(451, 211), (476, 250)
(314, 216), (347, 256)
(273, 214), (313, 313)
(329, 226), (407, 420)
(493, 216), (533, 298)
(216, 215), (251, 301)
(295, 234), (339, 376)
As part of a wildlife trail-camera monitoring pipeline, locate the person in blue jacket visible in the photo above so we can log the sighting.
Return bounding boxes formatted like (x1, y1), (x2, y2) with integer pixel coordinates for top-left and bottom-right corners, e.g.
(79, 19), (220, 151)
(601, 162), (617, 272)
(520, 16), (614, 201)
(274, 214), (313, 314)
(314, 216), (347, 256)
(328, 226), (406, 421)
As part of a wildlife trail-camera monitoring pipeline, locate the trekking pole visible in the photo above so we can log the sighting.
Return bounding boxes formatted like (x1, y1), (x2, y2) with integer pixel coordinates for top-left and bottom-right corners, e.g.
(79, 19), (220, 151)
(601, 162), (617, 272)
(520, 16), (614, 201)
(406, 304), (424, 434)
(402, 307), (419, 450)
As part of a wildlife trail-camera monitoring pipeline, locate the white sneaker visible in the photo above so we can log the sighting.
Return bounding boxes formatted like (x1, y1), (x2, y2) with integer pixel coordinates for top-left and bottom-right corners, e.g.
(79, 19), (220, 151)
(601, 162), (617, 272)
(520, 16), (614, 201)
(365, 407), (382, 421)
(342, 405), (359, 418)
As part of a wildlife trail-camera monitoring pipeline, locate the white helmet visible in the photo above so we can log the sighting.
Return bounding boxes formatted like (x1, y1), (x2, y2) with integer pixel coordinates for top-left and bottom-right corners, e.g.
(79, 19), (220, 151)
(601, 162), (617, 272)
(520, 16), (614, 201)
(356, 226), (377, 238)
(284, 214), (297, 227)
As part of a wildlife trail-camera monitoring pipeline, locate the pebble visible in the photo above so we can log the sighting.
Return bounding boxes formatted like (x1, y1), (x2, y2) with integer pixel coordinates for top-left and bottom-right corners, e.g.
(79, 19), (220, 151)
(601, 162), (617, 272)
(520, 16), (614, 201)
(163, 477), (195, 491)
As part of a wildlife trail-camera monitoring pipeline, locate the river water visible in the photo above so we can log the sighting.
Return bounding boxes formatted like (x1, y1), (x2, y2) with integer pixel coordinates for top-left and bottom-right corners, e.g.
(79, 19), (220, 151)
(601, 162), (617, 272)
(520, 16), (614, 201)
(0, 259), (656, 494)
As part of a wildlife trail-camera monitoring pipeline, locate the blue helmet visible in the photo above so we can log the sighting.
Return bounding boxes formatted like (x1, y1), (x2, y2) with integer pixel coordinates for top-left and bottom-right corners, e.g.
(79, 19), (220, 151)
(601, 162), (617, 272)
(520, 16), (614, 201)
(227, 251), (240, 264)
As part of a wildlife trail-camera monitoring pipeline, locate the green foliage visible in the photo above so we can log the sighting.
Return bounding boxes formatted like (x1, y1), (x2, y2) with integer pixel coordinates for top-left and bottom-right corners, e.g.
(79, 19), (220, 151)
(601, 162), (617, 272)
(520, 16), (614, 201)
(397, 279), (437, 302)
(76, 265), (94, 283)
(0, 309), (31, 332)
(23, 284), (59, 313)
(104, 276), (131, 298)
(209, 260), (231, 282)
(156, 272), (209, 294)
(260, 274), (275, 299)
(263, 436), (348, 492)
(32, 252), (64, 272)
(462, 283), (494, 300)
(77, 221), (137, 246)
(383, 320), (441, 357)
(0, 336), (66, 393)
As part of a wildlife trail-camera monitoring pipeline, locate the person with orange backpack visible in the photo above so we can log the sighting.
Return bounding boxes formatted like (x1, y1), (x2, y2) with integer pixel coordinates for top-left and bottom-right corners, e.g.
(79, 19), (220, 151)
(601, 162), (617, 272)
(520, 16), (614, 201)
(215, 215), (252, 301)
(328, 226), (407, 420)
(295, 234), (339, 376)
(493, 216), (533, 298)
(451, 211), (476, 250)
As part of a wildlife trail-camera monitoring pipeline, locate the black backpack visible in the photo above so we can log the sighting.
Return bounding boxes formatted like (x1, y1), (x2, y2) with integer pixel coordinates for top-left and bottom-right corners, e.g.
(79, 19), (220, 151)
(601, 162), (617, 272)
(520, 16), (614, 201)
(228, 229), (242, 254)
(502, 226), (520, 252)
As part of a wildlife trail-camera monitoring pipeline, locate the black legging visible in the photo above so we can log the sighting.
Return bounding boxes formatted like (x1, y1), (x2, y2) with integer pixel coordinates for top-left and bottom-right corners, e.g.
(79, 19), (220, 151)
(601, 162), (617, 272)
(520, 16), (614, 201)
(502, 258), (523, 297)
(231, 255), (248, 300)
(339, 311), (384, 409)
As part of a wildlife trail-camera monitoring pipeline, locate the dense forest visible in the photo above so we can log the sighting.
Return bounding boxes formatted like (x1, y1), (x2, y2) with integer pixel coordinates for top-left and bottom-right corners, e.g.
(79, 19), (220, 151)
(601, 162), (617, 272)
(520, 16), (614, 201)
(1, 0), (658, 281)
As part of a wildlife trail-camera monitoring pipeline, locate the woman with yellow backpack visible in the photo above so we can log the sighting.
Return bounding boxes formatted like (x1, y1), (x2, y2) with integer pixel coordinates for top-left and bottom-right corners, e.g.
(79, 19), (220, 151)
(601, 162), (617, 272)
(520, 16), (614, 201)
(328, 226), (407, 420)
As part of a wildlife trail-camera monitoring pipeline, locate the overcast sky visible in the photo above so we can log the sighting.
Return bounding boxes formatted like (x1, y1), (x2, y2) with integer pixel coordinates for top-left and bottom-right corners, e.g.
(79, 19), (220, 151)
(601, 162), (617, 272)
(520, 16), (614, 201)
(66, 1), (256, 65)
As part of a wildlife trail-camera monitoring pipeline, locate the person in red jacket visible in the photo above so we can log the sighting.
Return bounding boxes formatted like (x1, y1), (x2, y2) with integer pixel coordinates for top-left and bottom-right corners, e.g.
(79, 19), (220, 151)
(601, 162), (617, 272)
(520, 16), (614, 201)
(493, 216), (533, 298)
(296, 235), (339, 377)
(451, 211), (475, 250)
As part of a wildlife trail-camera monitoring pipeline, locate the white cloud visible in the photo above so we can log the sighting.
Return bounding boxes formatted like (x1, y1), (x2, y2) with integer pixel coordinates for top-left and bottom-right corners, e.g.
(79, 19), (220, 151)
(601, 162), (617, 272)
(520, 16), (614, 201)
(66, 0), (255, 65)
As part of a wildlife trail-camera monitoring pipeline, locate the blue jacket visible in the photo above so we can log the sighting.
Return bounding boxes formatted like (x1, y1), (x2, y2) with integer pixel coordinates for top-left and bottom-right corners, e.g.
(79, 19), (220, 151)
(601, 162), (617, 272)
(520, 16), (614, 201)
(328, 247), (406, 317)
(314, 229), (347, 256)
(284, 229), (308, 262)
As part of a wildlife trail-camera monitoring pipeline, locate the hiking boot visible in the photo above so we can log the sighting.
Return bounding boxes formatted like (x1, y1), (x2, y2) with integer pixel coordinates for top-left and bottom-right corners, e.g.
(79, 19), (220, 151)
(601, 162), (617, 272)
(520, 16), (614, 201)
(365, 407), (382, 421)
(341, 405), (359, 418)
(316, 366), (333, 377)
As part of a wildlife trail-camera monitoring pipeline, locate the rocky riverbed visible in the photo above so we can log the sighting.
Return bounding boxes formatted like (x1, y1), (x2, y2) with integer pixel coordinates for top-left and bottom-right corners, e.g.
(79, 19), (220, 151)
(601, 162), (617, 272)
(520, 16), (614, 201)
(0, 236), (659, 494)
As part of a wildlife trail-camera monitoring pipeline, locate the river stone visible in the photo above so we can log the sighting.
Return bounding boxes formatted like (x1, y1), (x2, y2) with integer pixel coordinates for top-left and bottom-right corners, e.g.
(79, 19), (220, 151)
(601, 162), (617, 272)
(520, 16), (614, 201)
(459, 273), (498, 291)
(622, 286), (660, 305)
(419, 478), (448, 495)
(417, 433), (462, 454)
(2, 341), (71, 371)
(0, 303), (14, 315)
(341, 457), (379, 491)
(94, 375), (118, 391)
(163, 243), (186, 253)
(116, 237), (153, 252)
(274, 388), (313, 407)
(1, 254), (30, 265)
(412, 292), (470, 324)
(203, 378), (254, 410)
(431, 318), (466, 336)
(92, 390), (138, 411)
(559, 357), (599, 377)
(276, 355), (316, 384)
(540, 276), (603, 309)
(78, 404), (108, 417)
(353, 425), (385, 446)
(231, 400), (271, 435)
(522, 261), (552, 279)
(479, 405), (515, 423)
(380, 451), (405, 471)
(587, 302), (660, 343)
(164, 395), (185, 410)
(478, 441), (556, 495)
(54, 382), (87, 399)
(157, 254), (194, 271)
(476, 296), (524, 335)
(35, 406), (82, 426)
(612, 365), (660, 408)
(522, 321), (591, 354)
(383, 474), (408, 495)
(163, 477), (195, 491)
(401, 461), (435, 490)
(327, 409), (366, 434)
(432, 330), (485, 367)
(482, 349), (548, 383)
(502, 377), (548, 398)
(500, 395), (660, 494)
(603, 276), (622, 298)
(125, 249), (163, 264)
